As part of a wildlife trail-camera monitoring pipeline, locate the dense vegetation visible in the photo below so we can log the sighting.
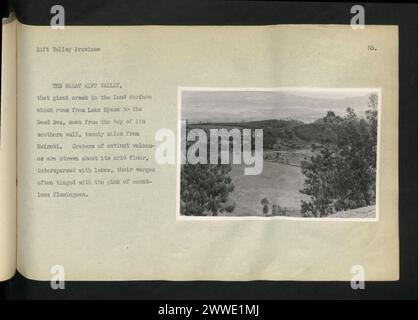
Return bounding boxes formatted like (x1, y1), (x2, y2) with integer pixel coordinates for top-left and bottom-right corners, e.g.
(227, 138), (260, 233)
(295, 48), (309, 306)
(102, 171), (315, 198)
(180, 163), (235, 216)
(300, 94), (378, 217)
(180, 133), (236, 216)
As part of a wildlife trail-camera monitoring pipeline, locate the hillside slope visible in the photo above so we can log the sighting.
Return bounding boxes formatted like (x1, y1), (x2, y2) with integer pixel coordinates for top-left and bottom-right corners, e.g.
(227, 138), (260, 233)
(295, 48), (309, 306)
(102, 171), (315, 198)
(328, 205), (376, 218)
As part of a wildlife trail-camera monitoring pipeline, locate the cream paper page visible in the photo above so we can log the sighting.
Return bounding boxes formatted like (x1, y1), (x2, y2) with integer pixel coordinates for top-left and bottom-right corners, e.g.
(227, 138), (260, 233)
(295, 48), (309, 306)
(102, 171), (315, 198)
(17, 23), (398, 280)
(0, 18), (17, 281)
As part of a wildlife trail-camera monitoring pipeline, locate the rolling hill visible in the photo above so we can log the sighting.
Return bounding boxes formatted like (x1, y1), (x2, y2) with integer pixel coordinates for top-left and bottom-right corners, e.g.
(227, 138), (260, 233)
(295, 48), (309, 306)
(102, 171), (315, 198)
(187, 117), (337, 150)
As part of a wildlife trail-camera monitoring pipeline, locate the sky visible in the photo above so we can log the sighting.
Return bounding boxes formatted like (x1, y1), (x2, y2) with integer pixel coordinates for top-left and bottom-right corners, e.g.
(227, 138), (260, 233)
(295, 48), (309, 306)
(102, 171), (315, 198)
(181, 89), (378, 123)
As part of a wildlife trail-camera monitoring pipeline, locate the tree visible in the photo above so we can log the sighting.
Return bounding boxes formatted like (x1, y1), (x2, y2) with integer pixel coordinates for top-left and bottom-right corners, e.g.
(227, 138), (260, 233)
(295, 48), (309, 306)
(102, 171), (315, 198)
(180, 163), (235, 216)
(300, 146), (336, 217)
(300, 107), (378, 217)
(368, 92), (378, 109)
(261, 198), (269, 215)
(365, 93), (378, 169)
(180, 130), (235, 216)
(323, 111), (342, 124)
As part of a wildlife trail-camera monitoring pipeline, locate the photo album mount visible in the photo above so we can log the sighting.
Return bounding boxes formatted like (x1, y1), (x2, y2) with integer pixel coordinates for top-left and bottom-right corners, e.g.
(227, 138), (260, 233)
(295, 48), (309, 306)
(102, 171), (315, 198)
(0, 2), (399, 284)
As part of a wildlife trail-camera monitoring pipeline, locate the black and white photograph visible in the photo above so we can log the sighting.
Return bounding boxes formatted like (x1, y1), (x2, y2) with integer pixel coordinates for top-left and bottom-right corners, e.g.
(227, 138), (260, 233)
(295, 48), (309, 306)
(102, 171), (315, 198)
(179, 88), (380, 220)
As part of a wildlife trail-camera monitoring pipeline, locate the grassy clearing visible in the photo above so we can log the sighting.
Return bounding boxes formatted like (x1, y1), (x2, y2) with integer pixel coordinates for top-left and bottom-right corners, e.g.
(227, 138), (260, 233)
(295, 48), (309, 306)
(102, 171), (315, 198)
(221, 160), (309, 217)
